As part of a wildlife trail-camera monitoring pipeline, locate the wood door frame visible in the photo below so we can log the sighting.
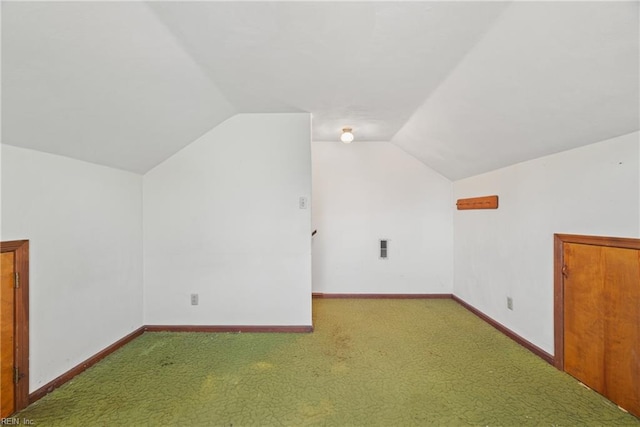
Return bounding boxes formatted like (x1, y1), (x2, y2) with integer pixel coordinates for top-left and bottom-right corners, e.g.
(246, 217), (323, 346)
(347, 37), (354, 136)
(554, 233), (640, 371)
(1, 240), (29, 413)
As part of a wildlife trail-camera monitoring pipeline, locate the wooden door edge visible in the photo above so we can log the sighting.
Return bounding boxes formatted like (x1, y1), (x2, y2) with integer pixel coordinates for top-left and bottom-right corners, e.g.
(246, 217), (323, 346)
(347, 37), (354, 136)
(553, 234), (565, 370)
(1, 240), (29, 412)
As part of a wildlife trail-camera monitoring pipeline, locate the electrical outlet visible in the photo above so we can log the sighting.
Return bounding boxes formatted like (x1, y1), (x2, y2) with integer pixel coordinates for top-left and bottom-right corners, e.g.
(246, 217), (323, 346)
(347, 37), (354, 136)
(507, 297), (513, 310)
(299, 197), (308, 209)
(191, 294), (199, 306)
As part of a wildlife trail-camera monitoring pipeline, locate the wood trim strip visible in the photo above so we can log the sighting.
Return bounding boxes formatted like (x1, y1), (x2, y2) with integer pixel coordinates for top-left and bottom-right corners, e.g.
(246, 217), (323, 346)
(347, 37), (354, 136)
(144, 325), (313, 333)
(452, 295), (554, 365)
(554, 233), (640, 250)
(0, 240), (29, 253)
(29, 327), (145, 404)
(1, 240), (30, 412)
(553, 234), (566, 370)
(312, 293), (453, 299)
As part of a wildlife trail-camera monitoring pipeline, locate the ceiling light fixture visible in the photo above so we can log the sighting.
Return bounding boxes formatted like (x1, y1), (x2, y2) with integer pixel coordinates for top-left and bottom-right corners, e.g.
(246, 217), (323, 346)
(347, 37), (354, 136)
(340, 127), (354, 144)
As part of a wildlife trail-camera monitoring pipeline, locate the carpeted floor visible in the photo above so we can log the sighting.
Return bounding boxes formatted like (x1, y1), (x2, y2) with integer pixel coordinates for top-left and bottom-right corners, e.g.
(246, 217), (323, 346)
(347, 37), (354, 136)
(18, 299), (640, 426)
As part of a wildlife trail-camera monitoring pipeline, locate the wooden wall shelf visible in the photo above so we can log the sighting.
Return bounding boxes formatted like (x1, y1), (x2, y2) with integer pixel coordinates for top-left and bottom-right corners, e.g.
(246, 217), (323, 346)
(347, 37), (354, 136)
(456, 195), (499, 210)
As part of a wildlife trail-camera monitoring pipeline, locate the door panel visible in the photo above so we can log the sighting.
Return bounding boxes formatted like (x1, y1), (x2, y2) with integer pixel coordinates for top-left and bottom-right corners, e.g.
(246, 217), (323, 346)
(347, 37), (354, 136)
(563, 243), (605, 392)
(601, 247), (640, 414)
(563, 242), (640, 417)
(1, 251), (15, 418)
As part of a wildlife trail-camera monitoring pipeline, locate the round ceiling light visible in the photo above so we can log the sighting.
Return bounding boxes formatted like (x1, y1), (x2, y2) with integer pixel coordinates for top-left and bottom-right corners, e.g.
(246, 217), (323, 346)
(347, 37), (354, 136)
(340, 127), (354, 144)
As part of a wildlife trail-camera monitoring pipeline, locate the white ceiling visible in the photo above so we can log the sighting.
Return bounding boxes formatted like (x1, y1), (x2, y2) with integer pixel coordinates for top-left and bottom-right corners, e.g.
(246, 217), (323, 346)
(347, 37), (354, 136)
(393, 1), (640, 179)
(1, 2), (235, 173)
(2, 1), (638, 178)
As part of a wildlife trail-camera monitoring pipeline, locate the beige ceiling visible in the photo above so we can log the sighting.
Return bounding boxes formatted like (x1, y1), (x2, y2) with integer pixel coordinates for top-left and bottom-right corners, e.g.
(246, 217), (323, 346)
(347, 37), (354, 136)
(2, 1), (638, 179)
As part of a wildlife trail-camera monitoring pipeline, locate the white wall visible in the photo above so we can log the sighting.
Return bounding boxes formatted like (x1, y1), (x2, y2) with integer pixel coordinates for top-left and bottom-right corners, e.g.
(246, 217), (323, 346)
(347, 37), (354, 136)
(312, 141), (453, 294)
(0, 145), (143, 392)
(453, 131), (640, 355)
(144, 113), (312, 326)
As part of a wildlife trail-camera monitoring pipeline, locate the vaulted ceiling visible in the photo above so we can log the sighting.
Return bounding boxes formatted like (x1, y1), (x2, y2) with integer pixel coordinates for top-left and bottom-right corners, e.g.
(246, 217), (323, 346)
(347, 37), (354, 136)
(2, 1), (638, 179)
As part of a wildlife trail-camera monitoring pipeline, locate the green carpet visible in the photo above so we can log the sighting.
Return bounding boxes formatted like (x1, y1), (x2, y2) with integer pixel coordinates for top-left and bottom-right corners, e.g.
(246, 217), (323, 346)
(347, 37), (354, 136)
(18, 299), (639, 426)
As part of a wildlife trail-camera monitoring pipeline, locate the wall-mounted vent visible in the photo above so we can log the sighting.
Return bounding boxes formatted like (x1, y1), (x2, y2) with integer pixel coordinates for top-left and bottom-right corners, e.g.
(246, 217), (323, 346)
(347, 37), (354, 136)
(380, 239), (388, 259)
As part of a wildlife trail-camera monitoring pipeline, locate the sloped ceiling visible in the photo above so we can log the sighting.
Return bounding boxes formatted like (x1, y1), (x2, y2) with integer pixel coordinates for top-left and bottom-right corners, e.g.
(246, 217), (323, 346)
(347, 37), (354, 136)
(1, 2), (236, 173)
(393, 1), (640, 179)
(2, 1), (638, 178)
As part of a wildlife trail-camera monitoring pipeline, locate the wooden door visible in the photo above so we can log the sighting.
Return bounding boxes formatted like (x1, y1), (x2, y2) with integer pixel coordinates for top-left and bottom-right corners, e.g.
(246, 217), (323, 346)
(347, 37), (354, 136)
(1, 251), (16, 418)
(0, 240), (28, 417)
(558, 236), (640, 417)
